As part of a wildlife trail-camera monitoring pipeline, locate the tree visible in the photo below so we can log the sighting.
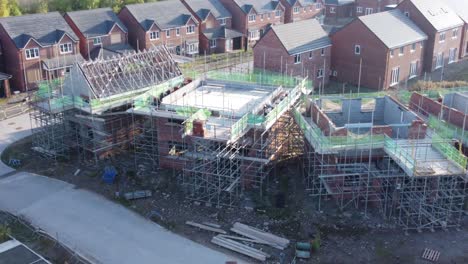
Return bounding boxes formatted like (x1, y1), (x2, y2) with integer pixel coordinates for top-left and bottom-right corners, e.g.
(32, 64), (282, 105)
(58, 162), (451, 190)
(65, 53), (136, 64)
(8, 0), (21, 16)
(0, 0), (10, 17)
(34, 0), (48, 14)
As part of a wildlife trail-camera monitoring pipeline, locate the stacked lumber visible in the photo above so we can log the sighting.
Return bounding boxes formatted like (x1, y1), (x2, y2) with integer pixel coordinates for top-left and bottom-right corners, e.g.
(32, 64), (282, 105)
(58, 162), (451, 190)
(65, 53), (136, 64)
(211, 235), (270, 261)
(185, 221), (227, 234)
(230, 222), (290, 250)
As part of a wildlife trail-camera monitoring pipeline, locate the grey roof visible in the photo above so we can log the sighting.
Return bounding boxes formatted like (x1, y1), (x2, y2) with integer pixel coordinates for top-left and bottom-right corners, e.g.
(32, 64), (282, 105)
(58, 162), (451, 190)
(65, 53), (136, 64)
(0, 12), (78, 49)
(270, 19), (331, 55)
(0, 72), (12, 81)
(184, 0), (232, 20)
(406, 0), (463, 31)
(323, 0), (355, 6)
(286, 0), (319, 6)
(441, 0), (468, 23)
(89, 43), (135, 60)
(66, 8), (127, 38)
(359, 10), (427, 49)
(124, 1), (197, 31)
(233, 0), (282, 14)
(203, 26), (244, 40)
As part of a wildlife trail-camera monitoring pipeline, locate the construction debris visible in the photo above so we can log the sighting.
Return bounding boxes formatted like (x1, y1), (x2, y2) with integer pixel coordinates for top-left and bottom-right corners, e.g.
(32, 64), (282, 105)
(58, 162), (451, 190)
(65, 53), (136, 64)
(231, 222), (290, 250)
(185, 221), (227, 234)
(124, 190), (152, 200)
(422, 248), (440, 262)
(211, 235), (270, 261)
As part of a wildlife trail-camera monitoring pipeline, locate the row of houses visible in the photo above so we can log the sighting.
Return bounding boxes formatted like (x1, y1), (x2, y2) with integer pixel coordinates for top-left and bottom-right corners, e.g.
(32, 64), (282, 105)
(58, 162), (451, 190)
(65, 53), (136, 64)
(254, 0), (468, 89)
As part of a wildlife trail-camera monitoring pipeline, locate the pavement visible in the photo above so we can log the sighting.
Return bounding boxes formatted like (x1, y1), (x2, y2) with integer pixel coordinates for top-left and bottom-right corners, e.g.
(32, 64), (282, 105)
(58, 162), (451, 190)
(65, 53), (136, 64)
(0, 114), (243, 264)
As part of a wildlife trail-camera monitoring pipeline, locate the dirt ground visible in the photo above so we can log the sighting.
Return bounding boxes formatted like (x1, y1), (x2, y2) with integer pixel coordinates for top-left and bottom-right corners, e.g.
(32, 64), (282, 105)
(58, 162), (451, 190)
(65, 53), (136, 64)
(2, 137), (468, 264)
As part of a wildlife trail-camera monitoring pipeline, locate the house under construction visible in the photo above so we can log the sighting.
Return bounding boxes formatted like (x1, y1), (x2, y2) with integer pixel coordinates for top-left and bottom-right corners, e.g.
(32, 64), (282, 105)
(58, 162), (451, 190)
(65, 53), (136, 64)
(294, 95), (467, 232)
(29, 45), (467, 232)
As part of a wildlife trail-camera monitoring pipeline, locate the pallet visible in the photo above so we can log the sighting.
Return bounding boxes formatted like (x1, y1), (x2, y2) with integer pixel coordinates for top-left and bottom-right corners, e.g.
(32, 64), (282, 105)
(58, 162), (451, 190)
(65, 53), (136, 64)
(422, 248), (440, 262)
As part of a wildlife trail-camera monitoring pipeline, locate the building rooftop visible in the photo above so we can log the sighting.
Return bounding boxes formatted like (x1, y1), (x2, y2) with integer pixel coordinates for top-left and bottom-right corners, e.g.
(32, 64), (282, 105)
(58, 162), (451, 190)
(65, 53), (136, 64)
(323, 0), (355, 6)
(285, 0), (319, 6)
(66, 8), (128, 38)
(404, 0), (463, 31)
(184, 0), (232, 20)
(270, 19), (331, 55)
(359, 9), (427, 49)
(441, 0), (468, 23)
(233, 0), (283, 14)
(124, 1), (197, 31)
(203, 26), (244, 40)
(0, 12), (78, 49)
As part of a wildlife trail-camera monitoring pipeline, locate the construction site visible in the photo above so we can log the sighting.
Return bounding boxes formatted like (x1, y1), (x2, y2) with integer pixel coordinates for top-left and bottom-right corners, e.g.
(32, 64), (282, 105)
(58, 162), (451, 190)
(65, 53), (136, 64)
(19, 46), (468, 262)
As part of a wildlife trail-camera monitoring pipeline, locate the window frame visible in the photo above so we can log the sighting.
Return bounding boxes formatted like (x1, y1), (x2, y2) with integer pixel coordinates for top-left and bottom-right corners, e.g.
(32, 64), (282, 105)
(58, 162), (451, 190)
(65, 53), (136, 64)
(209, 39), (217, 48)
(330, 7), (336, 14)
(317, 68), (324, 78)
(294, 54), (301, 64)
(354, 45), (361, 55)
(186, 25), (195, 34)
(356, 6), (363, 13)
(176, 28), (180, 36)
(275, 10), (282, 17)
(248, 14), (256, 22)
(25, 47), (40, 60)
(293, 6), (300, 14)
(149, 31), (160, 40)
(59, 42), (73, 54)
(93, 37), (102, 45)
(166, 30), (171, 38)
(219, 18), (226, 25)
(439, 32), (446, 42)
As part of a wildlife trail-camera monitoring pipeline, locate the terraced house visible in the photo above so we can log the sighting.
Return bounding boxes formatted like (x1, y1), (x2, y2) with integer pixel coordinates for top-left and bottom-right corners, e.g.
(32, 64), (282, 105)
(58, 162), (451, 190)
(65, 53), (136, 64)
(253, 19), (331, 88)
(397, 0), (463, 72)
(65, 8), (134, 60)
(441, 0), (468, 58)
(182, 0), (244, 54)
(219, 0), (286, 46)
(119, 1), (200, 55)
(323, 0), (355, 20)
(331, 10), (427, 89)
(354, 0), (402, 16)
(279, 0), (324, 23)
(0, 12), (83, 92)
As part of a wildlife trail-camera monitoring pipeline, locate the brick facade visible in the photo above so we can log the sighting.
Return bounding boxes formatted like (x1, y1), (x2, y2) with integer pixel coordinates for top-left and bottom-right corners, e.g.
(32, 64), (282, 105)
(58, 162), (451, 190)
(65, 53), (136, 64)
(280, 0), (324, 23)
(354, 0), (401, 16)
(331, 18), (425, 89)
(324, 2), (354, 20)
(253, 28), (331, 88)
(397, 0), (463, 72)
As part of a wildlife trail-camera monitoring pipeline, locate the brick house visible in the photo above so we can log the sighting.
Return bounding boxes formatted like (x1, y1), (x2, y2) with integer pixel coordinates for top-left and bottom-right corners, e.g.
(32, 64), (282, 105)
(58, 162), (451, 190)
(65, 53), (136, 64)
(64, 8), (134, 60)
(397, 0), (464, 72)
(323, 0), (355, 20)
(118, 1), (200, 55)
(0, 12), (83, 92)
(441, 0), (468, 58)
(279, 0), (324, 23)
(253, 19), (332, 88)
(219, 0), (286, 47)
(354, 0), (402, 16)
(331, 10), (427, 89)
(182, 0), (244, 54)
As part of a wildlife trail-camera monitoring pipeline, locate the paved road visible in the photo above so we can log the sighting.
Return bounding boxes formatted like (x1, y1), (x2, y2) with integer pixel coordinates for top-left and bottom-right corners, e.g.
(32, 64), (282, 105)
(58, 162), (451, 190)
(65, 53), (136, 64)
(0, 114), (243, 264)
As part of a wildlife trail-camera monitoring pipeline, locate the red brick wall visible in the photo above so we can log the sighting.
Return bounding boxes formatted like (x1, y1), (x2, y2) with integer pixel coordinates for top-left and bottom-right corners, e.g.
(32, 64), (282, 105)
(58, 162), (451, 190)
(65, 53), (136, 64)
(355, 0), (401, 16)
(385, 41), (425, 87)
(254, 28), (331, 88)
(331, 19), (388, 89)
(461, 23), (468, 58)
(372, 126), (393, 137)
(397, 0), (463, 72)
(324, 3), (354, 19)
(280, 0), (323, 23)
(118, 7), (148, 51)
(408, 119), (427, 139)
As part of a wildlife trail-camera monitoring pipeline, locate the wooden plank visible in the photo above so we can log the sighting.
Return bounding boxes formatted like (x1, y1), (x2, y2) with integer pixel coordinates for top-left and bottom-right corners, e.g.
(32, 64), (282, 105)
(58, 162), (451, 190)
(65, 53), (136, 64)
(186, 221), (227, 234)
(211, 236), (268, 261)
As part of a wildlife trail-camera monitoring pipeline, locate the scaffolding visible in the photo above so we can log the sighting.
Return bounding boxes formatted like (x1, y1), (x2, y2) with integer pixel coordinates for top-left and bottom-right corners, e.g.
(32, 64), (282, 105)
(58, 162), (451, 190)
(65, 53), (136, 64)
(296, 95), (468, 232)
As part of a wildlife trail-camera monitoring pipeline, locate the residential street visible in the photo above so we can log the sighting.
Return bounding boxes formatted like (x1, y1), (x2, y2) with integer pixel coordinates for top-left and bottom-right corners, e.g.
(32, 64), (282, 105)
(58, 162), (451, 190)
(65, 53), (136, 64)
(0, 114), (243, 264)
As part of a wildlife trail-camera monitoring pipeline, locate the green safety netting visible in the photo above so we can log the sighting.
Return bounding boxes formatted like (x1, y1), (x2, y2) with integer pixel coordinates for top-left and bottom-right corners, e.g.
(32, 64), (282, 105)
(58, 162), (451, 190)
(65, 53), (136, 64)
(428, 116), (468, 144)
(176, 106), (200, 117)
(184, 108), (212, 134)
(206, 70), (312, 88)
(384, 136), (416, 175)
(432, 133), (467, 169)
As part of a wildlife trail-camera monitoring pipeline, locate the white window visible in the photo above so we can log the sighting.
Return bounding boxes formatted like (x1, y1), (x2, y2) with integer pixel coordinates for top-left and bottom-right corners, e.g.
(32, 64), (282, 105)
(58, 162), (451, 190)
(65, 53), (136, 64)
(294, 54), (301, 64)
(209, 39), (217, 48)
(166, 30), (171, 38)
(317, 69), (324, 78)
(390, 67), (400, 86)
(316, 3), (322, 10)
(149, 31), (159, 40)
(59, 43), (72, 54)
(219, 18), (226, 25)
(365, 8), (373, 15)
(260, 14), (264, 21)
(268, 13), (271, 19)
(186, 43), (198, 54)
(357, 7), (363, 13)
(309, 51), (313, 59)
(332, 70), (337, 77)
(439, 32), (446, 42)
(186, 25), (195, 34)
(25, 48), (39, 60)
(330, 7), (335, 13)
(355, 45), (361, 55)
(93, 37), (102, 45)
(404, 11), (410, 17)
(176, 28), (180, 36)
(449, 48), (457, 63)
(399, 46), (404, 56)
(409, 61), (418, 78)
(248, 14), (256, 22)
(452, 28), (459, 38)
(294, 7), (300, 14)
(275, 10), (282, 17)
(390, 49), (394, 57)
(411, 43), (416, 52)
(321, 48), (325, 56)
(249, 30), (259, 40)
(435, 53), (444, 68)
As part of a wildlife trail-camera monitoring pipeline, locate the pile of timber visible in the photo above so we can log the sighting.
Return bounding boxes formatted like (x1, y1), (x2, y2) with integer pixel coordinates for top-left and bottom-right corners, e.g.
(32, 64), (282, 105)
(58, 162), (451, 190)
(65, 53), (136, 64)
(212, 235), (270, 261)
(230, 222), (290, 250)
